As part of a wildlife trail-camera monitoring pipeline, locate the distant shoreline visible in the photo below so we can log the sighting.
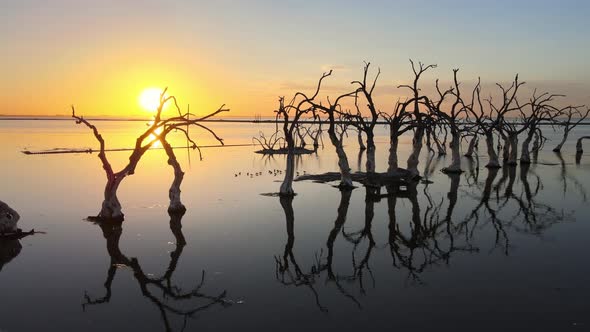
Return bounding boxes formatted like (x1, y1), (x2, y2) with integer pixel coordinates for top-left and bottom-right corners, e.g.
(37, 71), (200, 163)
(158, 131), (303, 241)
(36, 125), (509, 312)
(0, 116), (588, 126)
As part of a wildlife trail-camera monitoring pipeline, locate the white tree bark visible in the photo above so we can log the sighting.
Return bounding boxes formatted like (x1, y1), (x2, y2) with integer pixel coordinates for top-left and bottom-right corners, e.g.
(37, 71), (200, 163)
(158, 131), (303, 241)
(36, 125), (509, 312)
(280, 144), (296, 196)
(520, 131), (535, 164)
(502, 134), (511, 162)
(484, 132), (501, 168)
(99, 177), (124, 221)
(406, 127), (424, 178)
(442, 132), (462, 173)
(0, 200), (19, 233)
(327, 120), (353, 188)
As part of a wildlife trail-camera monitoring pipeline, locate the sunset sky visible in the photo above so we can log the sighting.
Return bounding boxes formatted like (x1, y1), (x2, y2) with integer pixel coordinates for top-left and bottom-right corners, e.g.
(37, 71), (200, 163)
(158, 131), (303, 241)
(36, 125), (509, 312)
(1, 0), (589, 118)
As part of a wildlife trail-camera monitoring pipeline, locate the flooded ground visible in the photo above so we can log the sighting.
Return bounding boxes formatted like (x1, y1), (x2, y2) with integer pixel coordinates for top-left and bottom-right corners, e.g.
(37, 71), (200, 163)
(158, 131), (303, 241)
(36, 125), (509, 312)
(1, 120), (589, 331)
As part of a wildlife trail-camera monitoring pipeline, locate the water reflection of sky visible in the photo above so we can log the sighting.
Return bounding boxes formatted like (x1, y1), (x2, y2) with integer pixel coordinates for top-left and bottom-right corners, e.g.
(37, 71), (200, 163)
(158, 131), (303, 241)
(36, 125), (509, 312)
(1, 120), (589, 331)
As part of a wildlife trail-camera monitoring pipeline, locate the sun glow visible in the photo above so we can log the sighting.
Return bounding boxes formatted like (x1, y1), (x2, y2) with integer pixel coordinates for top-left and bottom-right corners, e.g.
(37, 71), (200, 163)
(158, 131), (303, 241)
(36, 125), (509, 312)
(139, 88), (165, 112)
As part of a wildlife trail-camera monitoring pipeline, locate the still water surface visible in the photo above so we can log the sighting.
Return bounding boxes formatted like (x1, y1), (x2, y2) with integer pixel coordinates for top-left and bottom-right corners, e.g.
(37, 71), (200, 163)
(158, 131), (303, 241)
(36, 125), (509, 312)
(0, 120), (589, 331)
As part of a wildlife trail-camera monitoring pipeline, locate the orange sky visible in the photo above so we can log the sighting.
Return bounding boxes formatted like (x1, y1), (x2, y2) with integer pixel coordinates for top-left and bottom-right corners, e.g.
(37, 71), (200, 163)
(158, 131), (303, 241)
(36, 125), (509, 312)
(1, 1), (589, 118)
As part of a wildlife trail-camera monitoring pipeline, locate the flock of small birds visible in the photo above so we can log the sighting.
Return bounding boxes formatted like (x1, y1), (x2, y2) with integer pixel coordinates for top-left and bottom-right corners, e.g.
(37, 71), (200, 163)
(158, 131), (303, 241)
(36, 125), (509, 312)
(234, 169), (307, 178)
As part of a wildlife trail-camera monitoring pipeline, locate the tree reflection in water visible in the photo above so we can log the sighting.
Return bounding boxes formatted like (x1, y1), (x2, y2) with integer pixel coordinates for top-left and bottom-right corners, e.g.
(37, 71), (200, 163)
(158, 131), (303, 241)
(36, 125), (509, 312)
(83, 211), (232, 332)
(276, 160), (582, 311)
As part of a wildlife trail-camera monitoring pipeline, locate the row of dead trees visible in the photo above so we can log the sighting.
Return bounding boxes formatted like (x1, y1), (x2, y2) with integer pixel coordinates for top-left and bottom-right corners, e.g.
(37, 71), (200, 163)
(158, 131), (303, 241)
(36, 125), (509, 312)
(272, 60), (589, 196)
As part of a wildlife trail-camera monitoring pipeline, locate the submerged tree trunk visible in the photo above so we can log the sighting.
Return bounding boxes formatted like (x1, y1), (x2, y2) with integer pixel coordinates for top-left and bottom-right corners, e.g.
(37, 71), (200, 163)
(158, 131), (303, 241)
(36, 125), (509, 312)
(387, 134), (399, 175)
(406, 127), (424, 178)
(98, 177), (125, 221)
(485, 132), (501, 168)
(365, 132), (376, 174)
(464, 134), (478, 157)
(520, 130), (535, 164)
(327, 121), (353, 188)
(442, 132), (462, 173)
(501, 134), (510, 162)
(507, 134), (518, 166)
(280, 138), (296, 196)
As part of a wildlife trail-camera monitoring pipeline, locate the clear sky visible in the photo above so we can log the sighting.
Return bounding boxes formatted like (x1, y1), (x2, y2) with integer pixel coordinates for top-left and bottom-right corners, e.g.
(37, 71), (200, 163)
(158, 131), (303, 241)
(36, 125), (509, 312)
(1, 0), (589, 117)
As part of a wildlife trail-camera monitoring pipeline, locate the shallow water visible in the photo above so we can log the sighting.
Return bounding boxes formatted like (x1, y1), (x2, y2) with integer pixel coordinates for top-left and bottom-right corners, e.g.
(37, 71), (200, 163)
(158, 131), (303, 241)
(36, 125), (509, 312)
(1, 120), (589, 331)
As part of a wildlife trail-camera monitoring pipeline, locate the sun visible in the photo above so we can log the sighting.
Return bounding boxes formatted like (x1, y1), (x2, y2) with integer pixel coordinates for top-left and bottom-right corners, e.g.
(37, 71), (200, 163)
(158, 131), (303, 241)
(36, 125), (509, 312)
(139, 88), (165, 112)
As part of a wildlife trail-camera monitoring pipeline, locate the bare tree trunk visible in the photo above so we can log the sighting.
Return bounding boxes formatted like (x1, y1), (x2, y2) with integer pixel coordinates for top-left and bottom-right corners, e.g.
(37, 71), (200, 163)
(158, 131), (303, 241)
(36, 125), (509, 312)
(280, 137), (296, 196)
(387, 134), (399, 175)
(507, 134), (518, 166)
(464, 134), (478, 157)
(357, 130), (366, 150)
(442, 132), (462, 173)
(406, 127), (424, 178)
(328, 121), (353, 188)
(365, 132), (376, 174)
(502, 134), (510, 162)
(99, 177), (124, 221)
(520, 131), (534, 164)
(162, 141), (186, 213)
(485, 132), (501, 168)
(553, 129), (569, 152)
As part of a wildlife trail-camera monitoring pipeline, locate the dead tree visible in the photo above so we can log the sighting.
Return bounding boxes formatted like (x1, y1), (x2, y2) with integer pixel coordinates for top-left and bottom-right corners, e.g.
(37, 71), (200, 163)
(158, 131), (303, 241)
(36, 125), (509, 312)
(252, 130), (286, 153)
(72, 89), (227, 220)
(469, 80), (502, 168)
(518, 92), (562, 164)
(428, 69), (474, 173)
(380, 99), (413, 176)
(489, 75), (526, 166)
(346, 62), (381, 174)
(552, 106), (589, 152)
(398, 60), (436, 178)
(304, 71), (357, 188)
(275, 80), (325, 195)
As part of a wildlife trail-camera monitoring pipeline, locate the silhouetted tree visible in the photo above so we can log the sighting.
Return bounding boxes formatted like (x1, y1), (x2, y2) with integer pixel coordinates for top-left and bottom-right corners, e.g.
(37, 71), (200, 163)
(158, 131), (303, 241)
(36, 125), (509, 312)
(381, 99), (414, 176)
(304, 71), (357, 188)
(398, 60), (436, 178)
(552, 106), (589, 152)
(72, 89), (227, 220)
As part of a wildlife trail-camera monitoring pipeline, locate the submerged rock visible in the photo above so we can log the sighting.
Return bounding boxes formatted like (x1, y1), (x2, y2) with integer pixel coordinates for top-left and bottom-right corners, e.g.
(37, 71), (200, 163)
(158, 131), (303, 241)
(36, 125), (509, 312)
(0, 200), (20, 233)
